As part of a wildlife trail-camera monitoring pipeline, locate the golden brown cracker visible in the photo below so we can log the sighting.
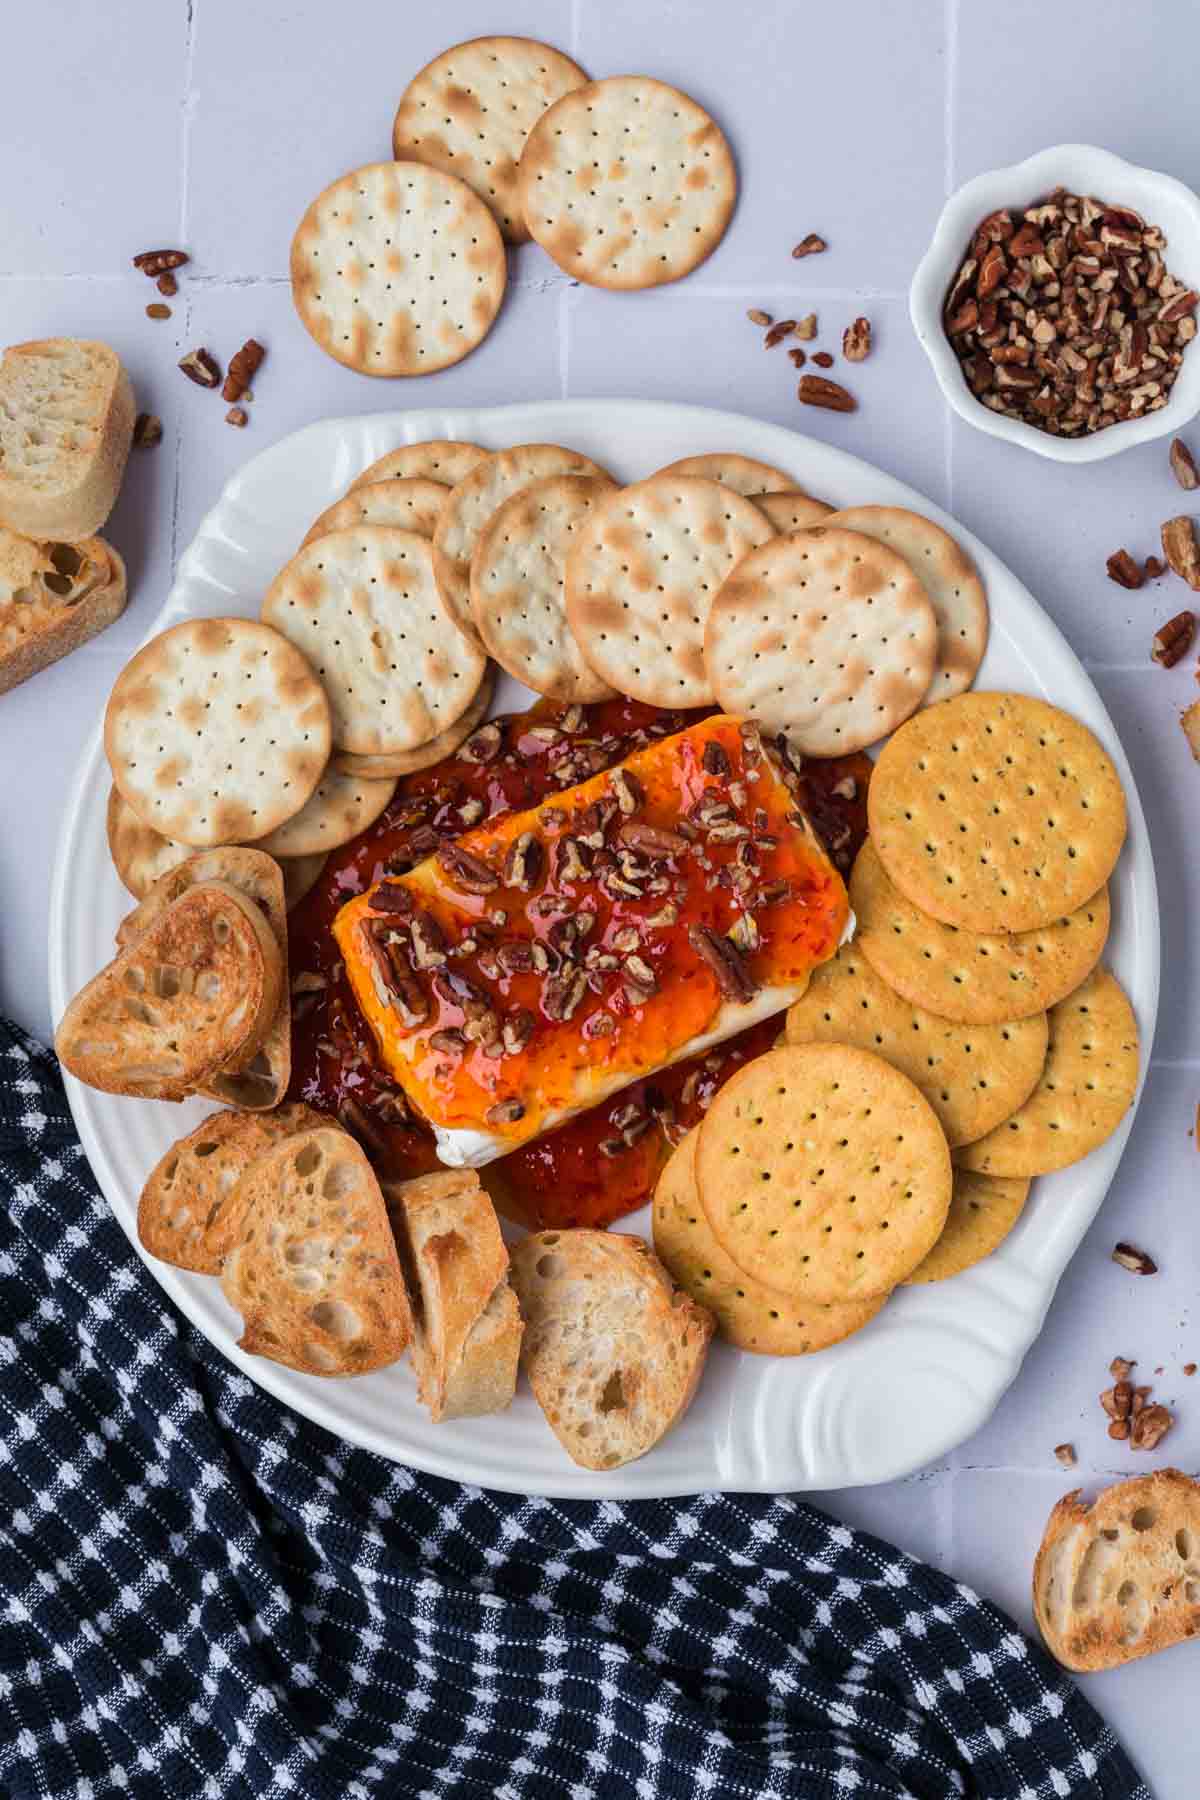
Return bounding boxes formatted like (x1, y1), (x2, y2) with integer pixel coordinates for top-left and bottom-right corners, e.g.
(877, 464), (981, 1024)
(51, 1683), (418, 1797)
(904, 1167), (1030, 1284)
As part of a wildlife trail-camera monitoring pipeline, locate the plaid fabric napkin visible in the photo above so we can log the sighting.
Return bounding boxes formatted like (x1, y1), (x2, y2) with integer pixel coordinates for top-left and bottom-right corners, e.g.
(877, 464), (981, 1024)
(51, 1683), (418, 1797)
(0, 1016), (1147, 1800)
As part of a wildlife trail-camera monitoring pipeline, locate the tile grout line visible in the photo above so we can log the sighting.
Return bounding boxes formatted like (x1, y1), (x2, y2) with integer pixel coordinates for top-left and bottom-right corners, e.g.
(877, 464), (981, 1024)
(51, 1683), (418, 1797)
(941, 0), (959, 515)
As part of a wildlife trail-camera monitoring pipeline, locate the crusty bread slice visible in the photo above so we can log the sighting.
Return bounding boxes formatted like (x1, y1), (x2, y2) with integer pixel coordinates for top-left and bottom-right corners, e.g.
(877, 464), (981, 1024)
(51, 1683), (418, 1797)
(0, 529), (126, 695)
(509, 1229), (714, 1471)
(383, 1170), (522, 1421)
(0, 340), (135, 540)
(138, 1102), (331, 1274)
(117, 848), (291, 1110)
(56, 879), (282, 1100)
(220, 1127), (412, 1376)
(1034, 1469), (1200, 1671)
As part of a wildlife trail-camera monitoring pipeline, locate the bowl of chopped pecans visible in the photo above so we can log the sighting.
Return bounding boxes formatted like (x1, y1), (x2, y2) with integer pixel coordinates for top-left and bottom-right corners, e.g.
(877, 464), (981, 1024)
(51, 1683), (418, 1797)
(911, 144), (1200, 462)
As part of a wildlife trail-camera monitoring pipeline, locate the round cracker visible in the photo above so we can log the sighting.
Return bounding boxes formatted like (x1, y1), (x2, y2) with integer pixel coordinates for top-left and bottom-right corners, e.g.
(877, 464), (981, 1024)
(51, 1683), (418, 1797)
(868, 692), (1128, 934)
(784, 943), (1049, 1148)
(653, 1129), (887, 1354)
(350, 441), (487, 491)
(696, 1043), (952, 1304)
(850, 839), (1111, 1025)
(104, 617), (331, 850)
(289, 161), (506, 377)
(564, 475), (773, 707)
(471, 474), (618, 701)
(955, 967), (1139, 1178)
(301, 478), (448, 548)
(254, 767), (396, 858)
(654, 454), (799, 496)
(330, 663), (496, 779)
(904, 1168), (1030, 1285)
(393, 36), (589, 244)
(705, 526), (938, 754)
(826, 505), (988, 705)
(433, 444), (612, 648)
(262, 527), (484, 756)
(279, 852), (327, 910)
(519, 76), (736, 290)
(755, 492), (834, 533)
(106, 785), (193, 899)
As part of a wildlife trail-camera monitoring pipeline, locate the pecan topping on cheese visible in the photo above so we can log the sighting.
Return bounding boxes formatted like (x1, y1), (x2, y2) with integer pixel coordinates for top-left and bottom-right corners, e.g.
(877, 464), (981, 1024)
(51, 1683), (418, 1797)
(688, 924), (759, 1003)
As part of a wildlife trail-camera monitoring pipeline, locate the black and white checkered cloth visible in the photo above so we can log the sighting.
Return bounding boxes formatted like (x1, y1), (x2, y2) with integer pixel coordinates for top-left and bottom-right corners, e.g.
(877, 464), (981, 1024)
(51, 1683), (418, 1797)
(0, 1016), (1148, 1800)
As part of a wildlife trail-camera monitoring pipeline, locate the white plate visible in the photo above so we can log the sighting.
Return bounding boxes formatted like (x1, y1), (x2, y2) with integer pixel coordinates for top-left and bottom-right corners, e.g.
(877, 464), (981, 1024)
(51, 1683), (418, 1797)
(49, 400), (1159, 1499)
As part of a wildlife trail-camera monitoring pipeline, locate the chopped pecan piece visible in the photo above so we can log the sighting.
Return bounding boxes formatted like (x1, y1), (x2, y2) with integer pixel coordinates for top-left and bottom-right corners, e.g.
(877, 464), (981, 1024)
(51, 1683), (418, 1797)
(222, 338), (266, 404)
(429, 1027), (466, 1055)
(798, 374), (856, 412)
(497, 941), (535, 975)
(842, 317), (871, 361)
(1130, 1403), (1174, 1450)
(337, 1096), (389, 1161)
(460, 721), (503, 764)
(362, 924), (428, 1027)
(485, 1098), (525, 1126)
(1053, 1443), (1077, 1468)
(791, 234), (827, 259)
(133, 248), (189, 277)
(702, 739), (731, 777)
(609, 768), (644, 815)
(146, 302), (172, 321)
(1112, 1241), (1158, 1274)
(543, 967), (589, 1023)
(747, 308), (771, 327)
(554, 836), (592, 883)
(794, 313), (817, 340)
(1170, 438), (1200, 490)
(1152, 611), (1195, 666)
(811, 351), (835, 369)
(616, 821), (688, 858)
(503, 831), (543, 892)
(409, 914), (447, 969)
(688, 924), (758, 1002)
(501, 1008), (535, 1055)
(1110, 1356), (1136, 1380)
(438, 844), (499, 894)
(1182, 699), (1200, 762)
(225, 407), (248, 428)
(178, 347), (221, 389)
(764, 318), (798, 349)
(132, 412), (162, 449)
(1162, 516), (1200, 589)
(1145, 556), (1166, 579)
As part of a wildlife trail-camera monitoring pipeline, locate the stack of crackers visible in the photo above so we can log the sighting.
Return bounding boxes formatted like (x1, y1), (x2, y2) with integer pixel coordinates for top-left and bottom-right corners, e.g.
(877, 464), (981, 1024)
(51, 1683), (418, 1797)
(290, 36), (738, 376)
(654, 690), (1139, 1354)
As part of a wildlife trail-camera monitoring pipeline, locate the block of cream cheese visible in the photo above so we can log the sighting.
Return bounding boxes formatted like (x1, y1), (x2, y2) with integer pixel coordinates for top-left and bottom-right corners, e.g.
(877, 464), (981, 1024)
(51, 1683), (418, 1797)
(334, 715), (850, 1166)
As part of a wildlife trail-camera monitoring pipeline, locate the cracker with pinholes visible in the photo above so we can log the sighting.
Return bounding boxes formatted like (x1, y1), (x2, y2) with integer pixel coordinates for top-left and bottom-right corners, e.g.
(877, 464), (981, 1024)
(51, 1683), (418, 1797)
(868, 691), (1127, 934)
(471, 474), (618, 702)
(290, 162), (506, 377)
(433, 444), (612, 649)
(956, 968), (1139, 1178)
(107, 786), (194, 899)
(393, 36), (589, 244)
(350, 441), (487, 491)
(655, 453), (800, 496)
(849, 839), (1111, 1026)
(254, 767), (396, 859)
(705, 526), (937, 753)
(105, 617), (331, 849)
(332, 664), (495, 780)
(827, 505), (988, 705)
(784, 943), (1048, 1148)
(302, 478), (448, 548)
(519, 76), (736, 290)
(262, 527), (485, 756)
(904, 1168), (1030, 1285)
(696, 1043), (952, 1304)
(564, 474), (773, 708)
(755, 492), (834, 533)
(653, 1129), (887, 1354)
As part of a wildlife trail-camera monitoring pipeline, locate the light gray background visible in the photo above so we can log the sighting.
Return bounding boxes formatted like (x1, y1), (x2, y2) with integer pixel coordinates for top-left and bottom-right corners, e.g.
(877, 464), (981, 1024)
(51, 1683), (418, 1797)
(3, 3), (1197, 1790)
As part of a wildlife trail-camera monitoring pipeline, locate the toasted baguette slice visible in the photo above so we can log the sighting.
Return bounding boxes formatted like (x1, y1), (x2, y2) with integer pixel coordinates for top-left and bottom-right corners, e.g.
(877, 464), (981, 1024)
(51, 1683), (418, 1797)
(56, 879), (282, 1100)
(117, 849), (290, 1110)
(138, 1102), (331, 1274)
(0, 340), (135, 540)
(383, 1170), (522, 1421)
(221, 1127), (412, 1376)
(0, 529), (126, 695)
(1034, 1469), (1200, 1671)
(509, 1229), (714, 1471)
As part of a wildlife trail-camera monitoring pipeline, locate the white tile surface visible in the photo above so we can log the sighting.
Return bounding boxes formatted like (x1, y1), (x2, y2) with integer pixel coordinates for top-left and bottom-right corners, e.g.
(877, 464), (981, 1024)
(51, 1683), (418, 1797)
(5, 3), (1200, 1791)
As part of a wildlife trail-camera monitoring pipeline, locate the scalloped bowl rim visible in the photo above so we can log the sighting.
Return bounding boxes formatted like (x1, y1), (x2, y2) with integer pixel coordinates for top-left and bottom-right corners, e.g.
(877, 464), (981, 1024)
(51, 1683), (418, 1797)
(911, 143), (1200, 463)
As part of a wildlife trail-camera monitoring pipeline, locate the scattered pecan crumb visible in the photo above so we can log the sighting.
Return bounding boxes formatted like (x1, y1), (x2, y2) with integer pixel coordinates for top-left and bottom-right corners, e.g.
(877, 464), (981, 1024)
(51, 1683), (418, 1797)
(1145, 555), (1166, 579)
(788, 347), (807, 368)
(1170, 438), (1200, 490)
(1130, 1403), (1174, 1451)
(222, 338), (266, 403)
(1182, 699), (1200, 761)
(132, 412), (162, 449)
(178, 347), (221, 389)
(1054, 1443), (1077, 1467)
(1162, 515), (1200, 590)
(1110, 1356), (1136, 1380)
(798, 374), (855, 412)
(1106, 549), (1144, 589)
(145, 303), (171, 321)
(1112, 1241), (1158, 1274)
(225, 406), (248, 428)
(764, 319), (797, 349)
(843, 317), (872, 362)
(1108, 1418), (1131, 1441)
(156, 271), (178, 298)
(747, 309), (771, 327)
(812, 350), (835, 369)
(1152, 610), (1195, 666)
(132, 248), (189, 277)
(795, 313), (817, 340)
(791, 233), (827, 259)
(1184, 1363), (1197, 1376)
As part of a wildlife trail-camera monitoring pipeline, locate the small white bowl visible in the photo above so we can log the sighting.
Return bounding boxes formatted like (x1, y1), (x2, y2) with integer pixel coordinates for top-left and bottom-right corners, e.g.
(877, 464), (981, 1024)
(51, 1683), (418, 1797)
(910, 143), (1200, 463)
